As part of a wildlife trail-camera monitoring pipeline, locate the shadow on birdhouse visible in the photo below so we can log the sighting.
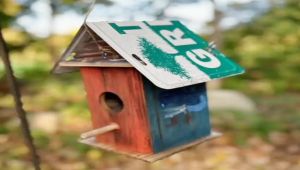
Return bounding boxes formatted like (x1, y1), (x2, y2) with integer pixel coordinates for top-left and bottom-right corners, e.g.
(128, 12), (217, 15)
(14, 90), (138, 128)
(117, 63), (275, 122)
(52, 20), (244, 162)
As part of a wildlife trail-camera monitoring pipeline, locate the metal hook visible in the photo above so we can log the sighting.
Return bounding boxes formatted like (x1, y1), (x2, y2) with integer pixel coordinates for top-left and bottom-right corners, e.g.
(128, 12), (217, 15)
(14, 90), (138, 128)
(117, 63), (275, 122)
(207, 41), (217, 52)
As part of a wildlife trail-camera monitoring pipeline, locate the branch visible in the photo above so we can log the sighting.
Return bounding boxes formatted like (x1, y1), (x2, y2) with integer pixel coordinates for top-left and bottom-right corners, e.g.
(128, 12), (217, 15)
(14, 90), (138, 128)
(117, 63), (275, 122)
(0, 27), (41, 170)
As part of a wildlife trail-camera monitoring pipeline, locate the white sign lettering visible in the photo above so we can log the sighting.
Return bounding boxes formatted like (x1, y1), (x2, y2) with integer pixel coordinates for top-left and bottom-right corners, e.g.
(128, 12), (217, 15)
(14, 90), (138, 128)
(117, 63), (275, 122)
(160, 28), (196, 46)
(186, 49), (221, 68)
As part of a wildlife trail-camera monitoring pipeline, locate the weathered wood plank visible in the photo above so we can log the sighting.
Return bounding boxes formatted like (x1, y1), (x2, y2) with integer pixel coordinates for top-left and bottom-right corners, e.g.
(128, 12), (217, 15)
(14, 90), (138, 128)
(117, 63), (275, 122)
(59, 60), (132, 68)
(80, 67), (152, 153)
(80, 68), (116, 145)
(143, 79), (211, 152)
(79, 131), (221, 162)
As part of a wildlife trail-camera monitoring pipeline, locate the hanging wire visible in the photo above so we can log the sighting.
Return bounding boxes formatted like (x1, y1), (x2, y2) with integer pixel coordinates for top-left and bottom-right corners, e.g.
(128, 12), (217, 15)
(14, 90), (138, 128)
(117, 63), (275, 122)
(84, 0), (96, 23)
(0, 28), (41, 170)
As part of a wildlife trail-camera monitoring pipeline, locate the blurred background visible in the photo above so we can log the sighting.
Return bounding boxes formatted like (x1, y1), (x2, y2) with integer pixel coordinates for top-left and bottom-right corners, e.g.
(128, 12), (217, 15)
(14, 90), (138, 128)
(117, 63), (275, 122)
(0, 0), (299, 169)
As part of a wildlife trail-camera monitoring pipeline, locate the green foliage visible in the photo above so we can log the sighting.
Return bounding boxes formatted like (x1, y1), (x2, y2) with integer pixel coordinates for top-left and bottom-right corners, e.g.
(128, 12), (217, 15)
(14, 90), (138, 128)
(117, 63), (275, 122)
(59, 133), (90, 153)
(0, 0), (23, 28)
(0, 126), (9, 134)
(223, 0), (300, 94)
(212, 92), (300, 146)
(14, 64), (50, 82)
(213, 111), (283, 146)
(32, 130), (51, 148)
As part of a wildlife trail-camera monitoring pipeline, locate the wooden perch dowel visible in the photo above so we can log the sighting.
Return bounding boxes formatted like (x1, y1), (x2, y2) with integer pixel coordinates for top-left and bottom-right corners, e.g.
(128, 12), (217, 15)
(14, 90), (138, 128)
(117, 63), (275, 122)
(81, 123), (119, 139)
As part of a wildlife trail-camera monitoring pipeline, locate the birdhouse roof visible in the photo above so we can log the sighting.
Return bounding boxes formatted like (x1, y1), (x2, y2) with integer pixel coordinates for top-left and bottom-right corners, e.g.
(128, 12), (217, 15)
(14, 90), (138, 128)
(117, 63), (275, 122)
(52, 20), (244, 89)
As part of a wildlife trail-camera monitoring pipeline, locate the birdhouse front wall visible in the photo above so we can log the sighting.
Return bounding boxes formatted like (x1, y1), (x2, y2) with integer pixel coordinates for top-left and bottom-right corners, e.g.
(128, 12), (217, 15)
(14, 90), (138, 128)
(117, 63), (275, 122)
(80, 67), (153, 154)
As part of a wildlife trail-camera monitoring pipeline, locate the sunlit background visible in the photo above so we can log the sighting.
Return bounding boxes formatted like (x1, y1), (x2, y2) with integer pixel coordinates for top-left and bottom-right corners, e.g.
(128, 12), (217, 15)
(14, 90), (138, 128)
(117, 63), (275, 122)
(0, 0), (299, 170)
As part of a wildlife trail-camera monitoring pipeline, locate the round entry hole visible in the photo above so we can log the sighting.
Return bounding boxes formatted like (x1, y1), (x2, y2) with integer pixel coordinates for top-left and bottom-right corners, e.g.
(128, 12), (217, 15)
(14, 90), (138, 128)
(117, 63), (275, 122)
(100, 92), (124, 114)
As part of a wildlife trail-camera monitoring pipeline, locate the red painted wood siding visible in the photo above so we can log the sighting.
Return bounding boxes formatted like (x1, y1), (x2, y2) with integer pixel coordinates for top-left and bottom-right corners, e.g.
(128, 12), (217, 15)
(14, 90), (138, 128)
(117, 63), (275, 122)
(80, 67), (152, 154)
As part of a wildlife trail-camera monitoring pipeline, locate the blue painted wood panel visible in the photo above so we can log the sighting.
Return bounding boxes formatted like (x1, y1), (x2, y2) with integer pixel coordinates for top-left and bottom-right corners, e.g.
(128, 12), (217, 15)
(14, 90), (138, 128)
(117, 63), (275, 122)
(143, 78), (211, 153)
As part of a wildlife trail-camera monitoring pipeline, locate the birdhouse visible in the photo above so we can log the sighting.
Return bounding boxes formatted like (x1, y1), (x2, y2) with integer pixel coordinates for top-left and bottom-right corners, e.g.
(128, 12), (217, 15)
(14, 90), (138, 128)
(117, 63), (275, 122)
(52, 20), (244, 162)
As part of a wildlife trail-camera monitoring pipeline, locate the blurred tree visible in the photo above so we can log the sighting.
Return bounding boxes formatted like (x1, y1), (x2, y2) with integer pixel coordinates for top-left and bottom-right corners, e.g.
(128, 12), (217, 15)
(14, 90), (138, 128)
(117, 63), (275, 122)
(0, 0), (26, 93)
(0, 0), (112, 61)
(210, 0), (223, 49)
(0, 0), (24, 28)
(223, 0), (300, 94)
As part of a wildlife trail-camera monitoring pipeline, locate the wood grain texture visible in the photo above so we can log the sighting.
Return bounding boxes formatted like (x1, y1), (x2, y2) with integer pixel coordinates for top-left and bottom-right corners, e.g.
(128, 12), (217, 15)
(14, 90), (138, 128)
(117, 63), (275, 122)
(59, 60), (132, 68)
(80, 67), (152, 154)
(143, 79), (211, 153)
(79, 131), (222, 162)
(80, 123), (119, 139)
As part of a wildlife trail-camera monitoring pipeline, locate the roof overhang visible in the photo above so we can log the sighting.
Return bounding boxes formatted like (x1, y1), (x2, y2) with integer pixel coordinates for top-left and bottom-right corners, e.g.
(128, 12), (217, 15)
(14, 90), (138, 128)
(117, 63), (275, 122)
(52, 20), (244, 89)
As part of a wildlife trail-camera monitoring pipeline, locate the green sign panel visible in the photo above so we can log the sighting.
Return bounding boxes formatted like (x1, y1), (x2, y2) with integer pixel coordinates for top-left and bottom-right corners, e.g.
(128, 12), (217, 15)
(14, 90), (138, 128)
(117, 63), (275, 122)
(86, 20), (244, 89)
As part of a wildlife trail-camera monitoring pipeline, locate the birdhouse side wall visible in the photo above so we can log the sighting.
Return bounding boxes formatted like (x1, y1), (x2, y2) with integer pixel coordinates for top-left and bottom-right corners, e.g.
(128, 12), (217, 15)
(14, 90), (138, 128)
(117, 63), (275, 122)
(80, 67), (153, 154)
(143, 78), (211, 153)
